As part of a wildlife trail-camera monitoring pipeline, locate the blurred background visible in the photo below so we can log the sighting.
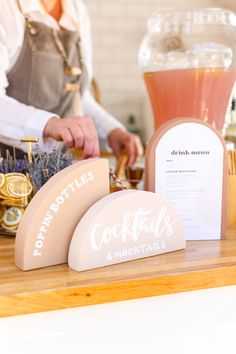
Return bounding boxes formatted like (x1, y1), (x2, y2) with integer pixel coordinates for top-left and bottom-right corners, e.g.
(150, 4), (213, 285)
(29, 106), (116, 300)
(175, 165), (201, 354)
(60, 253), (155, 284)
(85, 0), (236, 144)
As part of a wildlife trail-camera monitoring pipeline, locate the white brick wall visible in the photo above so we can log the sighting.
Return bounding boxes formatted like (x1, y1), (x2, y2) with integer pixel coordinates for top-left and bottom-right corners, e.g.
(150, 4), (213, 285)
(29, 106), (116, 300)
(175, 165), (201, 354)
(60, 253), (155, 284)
(85, 0), (236, 142)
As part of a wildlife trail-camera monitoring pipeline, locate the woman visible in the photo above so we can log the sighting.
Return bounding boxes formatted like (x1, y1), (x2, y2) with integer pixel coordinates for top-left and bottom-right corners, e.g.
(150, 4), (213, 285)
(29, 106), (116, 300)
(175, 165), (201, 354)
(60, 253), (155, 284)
(0, 0), (143, 165)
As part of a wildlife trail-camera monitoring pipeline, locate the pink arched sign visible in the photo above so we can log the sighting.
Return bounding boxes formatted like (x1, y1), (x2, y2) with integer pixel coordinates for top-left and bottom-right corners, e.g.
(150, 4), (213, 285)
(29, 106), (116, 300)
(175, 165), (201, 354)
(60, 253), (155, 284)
(15, 159), (110, 270)
(69, 190), (185, 272)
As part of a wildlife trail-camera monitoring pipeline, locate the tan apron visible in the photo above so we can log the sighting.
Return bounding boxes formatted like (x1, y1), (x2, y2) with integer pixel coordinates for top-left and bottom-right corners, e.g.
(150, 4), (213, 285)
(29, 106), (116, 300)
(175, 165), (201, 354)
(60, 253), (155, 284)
(1, 7), (86, 158)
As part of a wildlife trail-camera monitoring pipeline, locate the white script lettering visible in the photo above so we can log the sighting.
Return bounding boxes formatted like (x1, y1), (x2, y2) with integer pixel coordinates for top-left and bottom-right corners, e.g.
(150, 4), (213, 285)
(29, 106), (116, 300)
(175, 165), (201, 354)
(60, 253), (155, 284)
(90, 207), (177, 251)
(33, 171), (95, 256)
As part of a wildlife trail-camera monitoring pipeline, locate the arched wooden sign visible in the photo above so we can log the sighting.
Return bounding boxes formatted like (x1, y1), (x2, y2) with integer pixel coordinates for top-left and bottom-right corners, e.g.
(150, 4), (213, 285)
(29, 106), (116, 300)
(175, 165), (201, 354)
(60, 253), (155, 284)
(15, 159), (110, 270)
(145, 118), (228, 240)
(68, 190), (185, 272)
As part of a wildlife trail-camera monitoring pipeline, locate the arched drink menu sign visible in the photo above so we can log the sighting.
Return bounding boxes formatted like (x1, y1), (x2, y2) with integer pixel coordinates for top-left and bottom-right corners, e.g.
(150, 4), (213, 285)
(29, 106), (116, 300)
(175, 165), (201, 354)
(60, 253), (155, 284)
(145, 118), (228, 240)
(15, 159), (110, 270)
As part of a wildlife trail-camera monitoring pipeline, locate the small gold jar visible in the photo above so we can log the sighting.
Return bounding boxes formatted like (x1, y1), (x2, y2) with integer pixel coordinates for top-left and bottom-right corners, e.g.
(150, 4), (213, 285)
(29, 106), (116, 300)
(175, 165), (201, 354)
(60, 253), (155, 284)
(0, 172), (33, 235)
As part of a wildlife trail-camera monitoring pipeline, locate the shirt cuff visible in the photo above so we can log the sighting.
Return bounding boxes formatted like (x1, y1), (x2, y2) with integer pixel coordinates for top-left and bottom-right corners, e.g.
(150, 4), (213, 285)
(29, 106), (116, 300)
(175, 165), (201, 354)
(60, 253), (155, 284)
(99, 116), (126, 139)
(24, 108), (58, 152)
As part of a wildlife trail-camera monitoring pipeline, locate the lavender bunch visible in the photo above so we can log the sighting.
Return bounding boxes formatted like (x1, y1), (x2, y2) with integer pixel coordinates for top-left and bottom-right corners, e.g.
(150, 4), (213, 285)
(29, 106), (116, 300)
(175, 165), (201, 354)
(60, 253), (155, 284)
(27, 149), (73, 192)
(0, 150), (28, 173)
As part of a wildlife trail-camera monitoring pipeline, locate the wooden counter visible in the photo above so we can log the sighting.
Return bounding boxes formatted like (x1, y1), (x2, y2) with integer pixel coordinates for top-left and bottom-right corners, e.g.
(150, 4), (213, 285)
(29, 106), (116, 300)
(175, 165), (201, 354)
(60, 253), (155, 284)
(1, 228), (236, 318)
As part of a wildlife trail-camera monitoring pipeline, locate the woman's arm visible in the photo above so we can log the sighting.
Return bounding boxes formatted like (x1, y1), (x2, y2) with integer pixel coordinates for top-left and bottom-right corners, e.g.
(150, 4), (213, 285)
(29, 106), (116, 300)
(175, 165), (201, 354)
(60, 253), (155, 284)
(0, 0), (100, 157)
(0, 1), (56, 152)
(82, 90), (125, 140)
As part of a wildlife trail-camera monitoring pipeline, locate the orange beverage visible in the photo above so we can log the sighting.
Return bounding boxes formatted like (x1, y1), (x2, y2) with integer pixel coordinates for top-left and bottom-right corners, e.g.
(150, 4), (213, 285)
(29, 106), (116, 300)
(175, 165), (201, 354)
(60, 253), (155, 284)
(144, 68), (236, 131)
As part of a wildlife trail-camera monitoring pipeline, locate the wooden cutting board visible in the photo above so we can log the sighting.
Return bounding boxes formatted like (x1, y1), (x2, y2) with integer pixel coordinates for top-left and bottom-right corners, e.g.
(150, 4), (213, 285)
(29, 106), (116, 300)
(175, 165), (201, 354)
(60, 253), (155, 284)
(1, 228), (236, 317)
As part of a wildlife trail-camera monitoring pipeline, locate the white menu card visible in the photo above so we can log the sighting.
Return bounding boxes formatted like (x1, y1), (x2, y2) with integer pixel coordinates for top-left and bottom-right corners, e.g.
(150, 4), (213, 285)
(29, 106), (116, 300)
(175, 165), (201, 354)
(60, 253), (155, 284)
(155, 122), (224, 240)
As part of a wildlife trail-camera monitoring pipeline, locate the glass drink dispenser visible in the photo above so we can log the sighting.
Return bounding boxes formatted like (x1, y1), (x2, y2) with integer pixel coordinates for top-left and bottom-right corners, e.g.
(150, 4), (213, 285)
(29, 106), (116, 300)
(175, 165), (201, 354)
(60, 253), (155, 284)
(139, 8), (236, 131)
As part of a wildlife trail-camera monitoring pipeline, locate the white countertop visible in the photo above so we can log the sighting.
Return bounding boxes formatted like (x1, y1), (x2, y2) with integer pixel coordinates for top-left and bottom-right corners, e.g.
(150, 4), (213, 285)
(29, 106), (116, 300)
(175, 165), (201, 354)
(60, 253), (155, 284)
(1, 285), (236, 354)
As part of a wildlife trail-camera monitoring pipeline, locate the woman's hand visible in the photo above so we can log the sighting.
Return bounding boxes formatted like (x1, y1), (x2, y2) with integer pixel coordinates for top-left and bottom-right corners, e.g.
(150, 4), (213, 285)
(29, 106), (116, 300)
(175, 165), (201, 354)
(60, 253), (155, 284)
(43, 116), (100, 158)
(108, 128), (143, 166)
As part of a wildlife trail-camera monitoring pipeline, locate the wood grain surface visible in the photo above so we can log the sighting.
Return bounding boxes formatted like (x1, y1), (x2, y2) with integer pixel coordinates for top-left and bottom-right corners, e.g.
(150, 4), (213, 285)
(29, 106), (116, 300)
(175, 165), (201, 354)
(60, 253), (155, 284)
(1, 228), (236, 317)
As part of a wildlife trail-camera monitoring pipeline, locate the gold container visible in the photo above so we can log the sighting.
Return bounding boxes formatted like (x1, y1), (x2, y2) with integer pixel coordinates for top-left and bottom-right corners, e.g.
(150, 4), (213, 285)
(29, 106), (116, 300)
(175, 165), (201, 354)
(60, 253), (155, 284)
(0, 172), (33, 235)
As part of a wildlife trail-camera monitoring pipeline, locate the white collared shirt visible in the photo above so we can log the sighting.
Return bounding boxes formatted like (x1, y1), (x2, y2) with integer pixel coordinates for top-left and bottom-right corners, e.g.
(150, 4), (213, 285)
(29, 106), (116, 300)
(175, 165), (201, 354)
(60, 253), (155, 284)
(0, 0), (123, 152)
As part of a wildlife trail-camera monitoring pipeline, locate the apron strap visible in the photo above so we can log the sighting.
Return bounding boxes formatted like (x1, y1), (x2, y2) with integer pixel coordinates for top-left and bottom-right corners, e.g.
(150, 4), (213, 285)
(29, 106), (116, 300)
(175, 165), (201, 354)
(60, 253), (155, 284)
(16, 0), (29, 20)
(16, 0), (38, 35)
